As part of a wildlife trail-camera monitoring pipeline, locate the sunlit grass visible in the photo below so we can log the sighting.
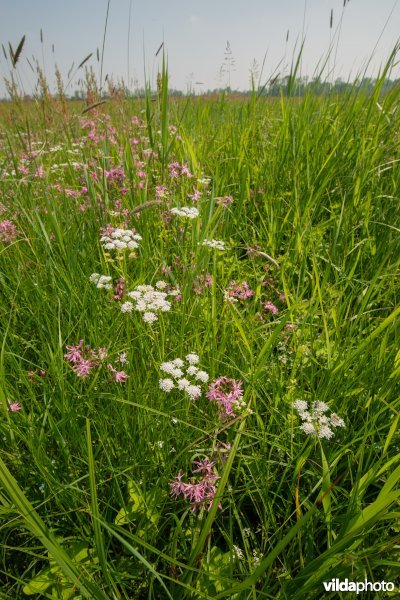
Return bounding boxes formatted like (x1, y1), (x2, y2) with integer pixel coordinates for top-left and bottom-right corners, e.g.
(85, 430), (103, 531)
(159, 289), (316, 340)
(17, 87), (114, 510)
(0, 63), (399, 598)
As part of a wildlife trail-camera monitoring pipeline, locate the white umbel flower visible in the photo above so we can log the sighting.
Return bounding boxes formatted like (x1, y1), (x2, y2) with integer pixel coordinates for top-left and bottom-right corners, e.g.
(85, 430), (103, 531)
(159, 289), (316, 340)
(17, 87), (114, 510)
(159, 378), (174, 392)
(186, 384), (202, 400)
(170, 206), (199, 219)
(172, 358), (184, 368)
(100, 228), (142, 252)
(120, 301), (134, 313)
(293, 400), (345, 440)
(158, 354), (209, 401)
(143, 311), (158, 323)
(122, 283), (178, 323)
(196, 370), (209, 383)
(160, 362), (176, 375)
(186, 353), (200, 365)
(186, 365), (199, 376)
(177, 378), (190, 390)
(89, 273), (113, 289)
(202, 239), (225, 251)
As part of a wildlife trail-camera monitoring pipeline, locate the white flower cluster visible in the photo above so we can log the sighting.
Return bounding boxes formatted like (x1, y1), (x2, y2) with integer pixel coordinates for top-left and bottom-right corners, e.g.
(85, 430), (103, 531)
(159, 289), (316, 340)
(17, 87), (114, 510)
(197, 177), (211, 186)
(292, 400), (345, 440)
(158, 353), (209, 400)
(232, 545), (244, 561)
(120, 282), (180, 323)
(170, 206), (199, 219)
(100, 228), (142, 251)
(89, 273), (113, 289)
(201, 239), (225, 251)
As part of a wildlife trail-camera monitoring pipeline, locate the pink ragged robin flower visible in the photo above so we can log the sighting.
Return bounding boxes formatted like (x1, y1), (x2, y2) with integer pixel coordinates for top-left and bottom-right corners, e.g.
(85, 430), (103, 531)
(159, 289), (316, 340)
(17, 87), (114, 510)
(215, 195), (234, 208)
(0, 220), (17, 243)
(156, 185), (169, 199)
(207, 377), (245, 420)
(187, 188), (202, 202)
(170, 457), (221, 512)
(64, 341), (107, 379)
(224, 281), (254, 303)
(113, 277), (126, 302)
(192, 458), (216, 476)
(8, 399), (22, 412)
(264, 301), (278, 315)
(71, 358), (93, 379)
(104, 167), (125, 183)
(107, 364), (129, 383)
(161, 264), (172, 277)
(193, 273), (213, 295)
(168, 161), (193, 179)
(64, 340), (85, 363)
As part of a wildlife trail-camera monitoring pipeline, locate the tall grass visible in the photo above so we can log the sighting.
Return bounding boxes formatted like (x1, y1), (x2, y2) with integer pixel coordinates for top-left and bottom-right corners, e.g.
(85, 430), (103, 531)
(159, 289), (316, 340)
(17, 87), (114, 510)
(0, 50), (399, 599)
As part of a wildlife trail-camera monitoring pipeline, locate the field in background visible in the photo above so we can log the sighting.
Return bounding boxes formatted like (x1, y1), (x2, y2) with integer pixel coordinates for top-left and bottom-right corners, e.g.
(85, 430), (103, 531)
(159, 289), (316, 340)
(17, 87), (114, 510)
(0, 69), (399, 599)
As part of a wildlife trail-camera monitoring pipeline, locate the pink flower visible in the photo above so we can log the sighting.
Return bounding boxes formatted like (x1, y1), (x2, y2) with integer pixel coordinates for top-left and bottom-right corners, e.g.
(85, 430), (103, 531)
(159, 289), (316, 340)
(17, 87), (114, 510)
(216, 195), (234, 208)
(34, 166), (44, 179)
(8, 400), (21, 412)
(114, 370), (129, 383)
(64, 340), (84, 363)
(225, 281), (254, 302)
(170, 458), (221, 512)
(193, 273), (213, 295)
(180, 163), (193, 178)
(168, 161), (193, 179)
(188, 188), (202, 202)
(104, 167), (125, 183)
(0, 220), (17, 243)
(65, 188), (80, 198)
(113, 277), (126, 302)
(264, 301), (278, 315)
(107, 364), (129, 383)
(99, 223), (115, 236)
(65, 341), (108, 379)
(207, 377), (244, 420)
(131, 115), (145, 127)
(246, 244), (262, 256)
(192, 458), (216, 476)
(71, 358), (93, 378)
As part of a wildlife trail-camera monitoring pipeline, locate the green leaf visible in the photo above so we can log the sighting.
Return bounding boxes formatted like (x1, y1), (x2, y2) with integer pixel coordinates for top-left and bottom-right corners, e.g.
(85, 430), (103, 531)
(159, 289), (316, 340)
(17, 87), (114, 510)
(23, 568), (54, 595)
(197, 547), (233, 595)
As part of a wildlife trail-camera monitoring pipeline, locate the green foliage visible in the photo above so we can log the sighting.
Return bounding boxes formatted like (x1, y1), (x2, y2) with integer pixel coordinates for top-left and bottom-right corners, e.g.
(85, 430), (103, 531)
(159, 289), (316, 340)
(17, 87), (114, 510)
(23, 542), (97, 598)
(0, 63), (399, 599)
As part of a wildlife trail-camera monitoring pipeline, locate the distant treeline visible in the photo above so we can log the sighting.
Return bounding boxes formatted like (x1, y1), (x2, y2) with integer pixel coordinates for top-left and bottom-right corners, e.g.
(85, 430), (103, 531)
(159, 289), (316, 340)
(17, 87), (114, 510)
(75, 76), (400, 99)
(1, 76), (399, 102)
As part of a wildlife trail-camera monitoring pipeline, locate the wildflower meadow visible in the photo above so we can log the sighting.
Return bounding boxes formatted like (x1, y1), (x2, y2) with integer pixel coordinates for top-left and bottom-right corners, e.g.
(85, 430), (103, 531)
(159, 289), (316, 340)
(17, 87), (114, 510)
(0, 49), (399, 599)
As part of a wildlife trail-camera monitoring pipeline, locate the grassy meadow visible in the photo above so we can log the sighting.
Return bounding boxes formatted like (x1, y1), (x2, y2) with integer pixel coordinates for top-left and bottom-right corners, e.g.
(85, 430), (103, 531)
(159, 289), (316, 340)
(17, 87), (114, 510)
(0, 64), (399, 599)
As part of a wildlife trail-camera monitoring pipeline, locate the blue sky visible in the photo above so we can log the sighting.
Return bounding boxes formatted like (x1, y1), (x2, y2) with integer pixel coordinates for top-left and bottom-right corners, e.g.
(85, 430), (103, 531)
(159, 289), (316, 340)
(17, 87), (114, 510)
(0, 0), (399, 96)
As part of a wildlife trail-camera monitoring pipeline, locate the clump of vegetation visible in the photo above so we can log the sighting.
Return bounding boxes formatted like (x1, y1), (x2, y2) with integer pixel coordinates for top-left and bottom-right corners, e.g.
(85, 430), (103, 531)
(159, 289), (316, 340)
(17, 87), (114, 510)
(0, 41), (399, 599)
